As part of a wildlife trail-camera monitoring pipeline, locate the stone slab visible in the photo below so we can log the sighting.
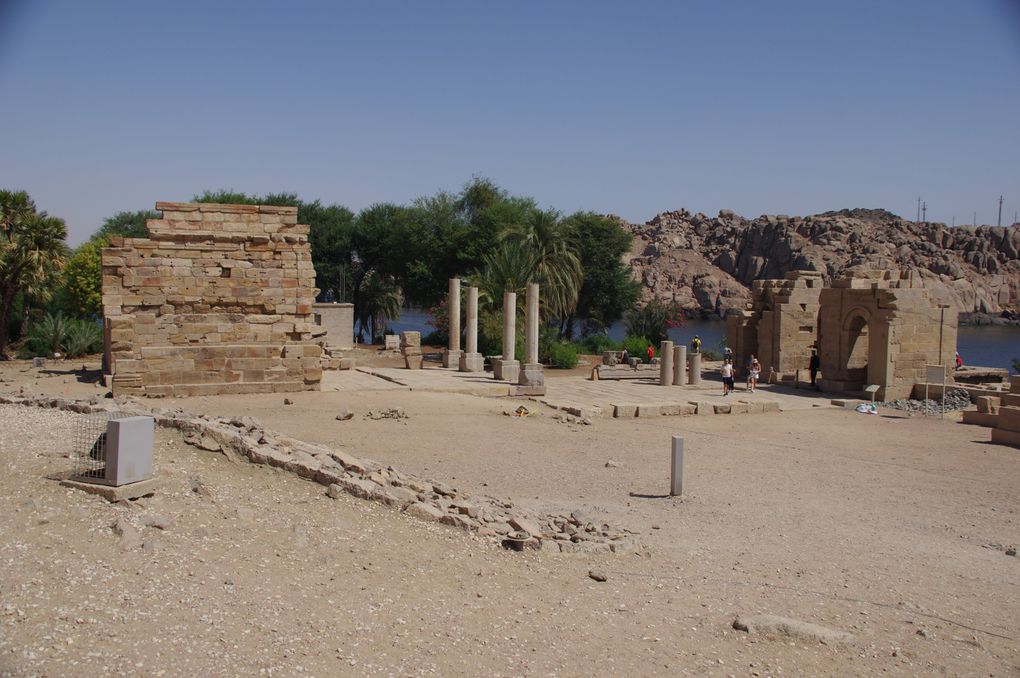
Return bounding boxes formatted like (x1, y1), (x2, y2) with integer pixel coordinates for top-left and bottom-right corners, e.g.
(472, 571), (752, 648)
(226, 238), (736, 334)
(961, 411), (1000, 428)
(58, 477), (160, 502)
(518, 363), (545, 387)
(613, 404), (638, 418)
(990, 427), (1020, 448)
(493, 359), (520, 382)
(690, 401), (713, 415)
(458, 352), (484, 373)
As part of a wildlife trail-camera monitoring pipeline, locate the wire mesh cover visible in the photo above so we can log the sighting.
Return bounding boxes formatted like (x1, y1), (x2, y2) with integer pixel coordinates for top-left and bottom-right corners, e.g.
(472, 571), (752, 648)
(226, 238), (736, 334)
(70, 411), (133, 481)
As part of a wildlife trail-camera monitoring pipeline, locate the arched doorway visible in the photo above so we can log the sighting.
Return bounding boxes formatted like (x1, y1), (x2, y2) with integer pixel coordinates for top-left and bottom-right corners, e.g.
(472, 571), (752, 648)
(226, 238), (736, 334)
(844, 311), (869, 386)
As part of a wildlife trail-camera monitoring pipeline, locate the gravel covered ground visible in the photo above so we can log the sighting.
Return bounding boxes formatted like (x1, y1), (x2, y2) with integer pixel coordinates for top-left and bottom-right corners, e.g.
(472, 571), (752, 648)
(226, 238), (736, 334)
(1, 361), (1019, 676)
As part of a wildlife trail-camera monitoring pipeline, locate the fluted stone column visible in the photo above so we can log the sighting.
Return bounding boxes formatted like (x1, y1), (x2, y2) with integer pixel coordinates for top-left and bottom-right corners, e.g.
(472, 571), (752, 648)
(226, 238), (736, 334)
(459, 286), (483, 372)
(688, 349), (702, 385)
(493, 291), (519, 381)
(443, 278), (462, 368)
(674, 345), (687, 386)
(518, 282), (544, 391)
(659, 340), (674, 386)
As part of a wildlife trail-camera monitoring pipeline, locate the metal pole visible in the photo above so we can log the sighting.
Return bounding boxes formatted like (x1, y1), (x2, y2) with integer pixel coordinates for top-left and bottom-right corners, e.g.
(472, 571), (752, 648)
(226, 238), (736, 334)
(670, 436), (684, 496)
(998, 195), (1003, 227)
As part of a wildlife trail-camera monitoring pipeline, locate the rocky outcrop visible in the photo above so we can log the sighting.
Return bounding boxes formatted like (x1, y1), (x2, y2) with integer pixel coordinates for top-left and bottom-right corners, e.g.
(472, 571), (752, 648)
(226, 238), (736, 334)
(622, 208), (1020, 317)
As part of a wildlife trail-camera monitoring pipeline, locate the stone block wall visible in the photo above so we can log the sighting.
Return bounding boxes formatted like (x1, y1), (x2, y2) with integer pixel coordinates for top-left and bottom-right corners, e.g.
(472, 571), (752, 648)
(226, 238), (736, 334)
(101, 202), (322, 397)
(726, 270), (822, 377)
(817, 270), (957, 400)
(313, 303), (354, 349)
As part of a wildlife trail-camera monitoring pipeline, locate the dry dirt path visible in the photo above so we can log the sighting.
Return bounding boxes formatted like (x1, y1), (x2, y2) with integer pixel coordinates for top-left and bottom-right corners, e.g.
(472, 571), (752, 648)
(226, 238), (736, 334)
(0, 359), (1018, 676)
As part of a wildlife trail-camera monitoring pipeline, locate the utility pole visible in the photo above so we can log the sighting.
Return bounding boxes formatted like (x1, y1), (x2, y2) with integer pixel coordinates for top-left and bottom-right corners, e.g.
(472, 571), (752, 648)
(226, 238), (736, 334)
(922, 201), (927, 222)
(974, 211), (977, 227)
(998, 195), (1004, 227)
(952, 216), (955, 227)
(916, 197), (921, 224)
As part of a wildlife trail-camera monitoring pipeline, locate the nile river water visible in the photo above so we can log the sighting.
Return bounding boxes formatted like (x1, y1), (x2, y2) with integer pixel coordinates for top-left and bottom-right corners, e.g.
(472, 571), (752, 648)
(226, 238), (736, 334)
(387, 312), (1020, 373)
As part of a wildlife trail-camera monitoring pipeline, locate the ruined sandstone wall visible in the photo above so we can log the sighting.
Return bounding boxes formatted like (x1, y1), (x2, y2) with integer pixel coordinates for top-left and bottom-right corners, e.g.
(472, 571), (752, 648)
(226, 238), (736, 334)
(101, 202), (322, 397)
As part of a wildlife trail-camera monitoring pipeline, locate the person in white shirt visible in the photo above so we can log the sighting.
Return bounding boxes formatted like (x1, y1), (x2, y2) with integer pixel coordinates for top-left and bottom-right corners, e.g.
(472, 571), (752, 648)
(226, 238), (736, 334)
(720, 359), (735, 396)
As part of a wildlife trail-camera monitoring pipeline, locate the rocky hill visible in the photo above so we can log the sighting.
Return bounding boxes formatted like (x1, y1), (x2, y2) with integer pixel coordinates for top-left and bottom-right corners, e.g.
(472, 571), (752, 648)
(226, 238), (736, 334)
(621, 208), (1020, 318)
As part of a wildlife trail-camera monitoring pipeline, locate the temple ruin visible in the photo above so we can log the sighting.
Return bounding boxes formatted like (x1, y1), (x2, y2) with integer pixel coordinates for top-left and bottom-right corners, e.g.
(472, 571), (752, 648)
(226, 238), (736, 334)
(101, 202), (323, 397)
(726, 270), (957, 400)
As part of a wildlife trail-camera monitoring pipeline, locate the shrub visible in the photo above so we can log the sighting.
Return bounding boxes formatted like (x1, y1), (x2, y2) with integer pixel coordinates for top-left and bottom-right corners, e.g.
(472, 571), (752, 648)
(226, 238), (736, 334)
(63, 320), (103, 358)
(621, 335), (651, 360)
(426, 299), (450, 346)
(624, 298), (686, 344)
(421, 330), (446, 346)
(579, 334), (620, 355)
(702, 349), (723, 361)
(1013, 357), (1020, 374)
(18, 313), (103, 358)
(547, 342), (578, 369)
(18, 312), (69, 358)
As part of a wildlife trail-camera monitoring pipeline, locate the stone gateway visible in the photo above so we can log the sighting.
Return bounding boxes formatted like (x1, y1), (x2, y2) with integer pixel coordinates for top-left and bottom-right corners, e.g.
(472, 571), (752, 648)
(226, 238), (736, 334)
(727, 270), (957, 401)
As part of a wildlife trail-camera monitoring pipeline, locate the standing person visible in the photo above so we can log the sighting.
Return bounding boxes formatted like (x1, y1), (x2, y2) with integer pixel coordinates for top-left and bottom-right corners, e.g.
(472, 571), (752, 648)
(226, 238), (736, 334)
(748, 355), (761, 392)
(809, 349), (820, 388)
(691, 335), (701, 353)
(646, 343), (655, 363)
(720, 358), (735, 396)
(724, 346), (733, 362)
(955, 352), (963, 370)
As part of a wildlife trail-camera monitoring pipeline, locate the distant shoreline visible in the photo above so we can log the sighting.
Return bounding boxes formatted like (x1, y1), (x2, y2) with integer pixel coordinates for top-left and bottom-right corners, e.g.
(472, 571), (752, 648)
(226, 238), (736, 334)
(959, 312), (1020, 327)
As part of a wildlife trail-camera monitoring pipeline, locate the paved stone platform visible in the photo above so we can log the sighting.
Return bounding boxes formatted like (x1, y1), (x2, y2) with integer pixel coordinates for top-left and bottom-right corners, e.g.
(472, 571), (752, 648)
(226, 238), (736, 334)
(321, 366), (836, 417)
(322, 366), (514, 396)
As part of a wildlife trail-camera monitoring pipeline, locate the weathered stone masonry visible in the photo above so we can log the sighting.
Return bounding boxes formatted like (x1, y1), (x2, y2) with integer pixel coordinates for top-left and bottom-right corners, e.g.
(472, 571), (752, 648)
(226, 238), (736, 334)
(101, 202), (322, 397)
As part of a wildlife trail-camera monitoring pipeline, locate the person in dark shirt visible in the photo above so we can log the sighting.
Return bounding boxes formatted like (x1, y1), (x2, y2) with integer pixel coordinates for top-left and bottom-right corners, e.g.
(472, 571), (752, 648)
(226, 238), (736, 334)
(809, 349), (820, 388)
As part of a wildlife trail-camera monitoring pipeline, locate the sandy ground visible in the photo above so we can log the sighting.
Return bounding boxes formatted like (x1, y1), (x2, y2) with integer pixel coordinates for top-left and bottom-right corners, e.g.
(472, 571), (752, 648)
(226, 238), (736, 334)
(1, 357), (1018, 677)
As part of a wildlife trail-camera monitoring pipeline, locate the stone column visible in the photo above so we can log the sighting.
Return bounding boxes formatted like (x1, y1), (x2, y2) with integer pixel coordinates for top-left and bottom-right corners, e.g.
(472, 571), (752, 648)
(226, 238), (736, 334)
(443, 278), (462, 368)
(674, 345), (687, 386)
(459, 286), (483, 372)
(518, 282), (544, 392)
(688, 349), (702, 385)
(659, 340), (674, 386)
(493, 291), (520, 381)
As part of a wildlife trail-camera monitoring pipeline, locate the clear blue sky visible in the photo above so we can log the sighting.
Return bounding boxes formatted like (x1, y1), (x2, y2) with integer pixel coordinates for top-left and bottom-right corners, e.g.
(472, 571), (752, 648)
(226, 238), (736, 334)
(1, 0), (1018, 244)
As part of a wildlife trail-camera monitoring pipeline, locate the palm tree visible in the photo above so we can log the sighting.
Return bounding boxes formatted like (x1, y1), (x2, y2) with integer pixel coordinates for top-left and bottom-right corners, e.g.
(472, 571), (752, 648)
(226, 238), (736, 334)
(500, 209), (583, 331)
(0, 190), (68, 358)
(468, 241), (540, 311)
(355, 271), (401, 343)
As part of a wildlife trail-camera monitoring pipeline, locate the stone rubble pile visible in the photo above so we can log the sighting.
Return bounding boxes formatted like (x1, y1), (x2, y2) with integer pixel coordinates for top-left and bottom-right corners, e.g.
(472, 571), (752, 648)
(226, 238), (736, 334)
(0, 391), (640, 555)
(881, 388), (972, 413)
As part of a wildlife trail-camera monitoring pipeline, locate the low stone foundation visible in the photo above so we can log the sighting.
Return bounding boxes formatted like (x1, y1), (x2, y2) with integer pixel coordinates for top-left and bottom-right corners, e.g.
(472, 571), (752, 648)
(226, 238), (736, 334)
(1, 392), (643, 554)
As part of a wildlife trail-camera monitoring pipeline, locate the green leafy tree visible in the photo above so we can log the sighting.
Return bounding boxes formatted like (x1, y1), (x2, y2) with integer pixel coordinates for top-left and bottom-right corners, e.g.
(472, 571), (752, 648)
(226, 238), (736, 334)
(94, 210), (159, 239)
(302, 200), (356, 302)
(562, 212), (640, 338)
(62, 237), (108, 317)
(0, 190), (68, 357)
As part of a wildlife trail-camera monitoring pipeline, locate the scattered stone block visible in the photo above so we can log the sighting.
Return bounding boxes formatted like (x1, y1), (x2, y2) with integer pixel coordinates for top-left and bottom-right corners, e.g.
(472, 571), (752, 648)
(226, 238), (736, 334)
(713, 403), (732, 414)
(404, 502), (445, 522)
(636, 404), (661, 417)
(687, 401), (710, 415)
(59, 477), (159, 503)
(613, 404), (638, 418)
(733, 614), (855, 645)
(384, 335), (399, 350)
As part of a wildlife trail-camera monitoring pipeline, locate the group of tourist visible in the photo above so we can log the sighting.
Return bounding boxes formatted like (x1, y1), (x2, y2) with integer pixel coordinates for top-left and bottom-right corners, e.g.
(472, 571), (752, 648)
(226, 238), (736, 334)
(719, 350), (761, 396)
